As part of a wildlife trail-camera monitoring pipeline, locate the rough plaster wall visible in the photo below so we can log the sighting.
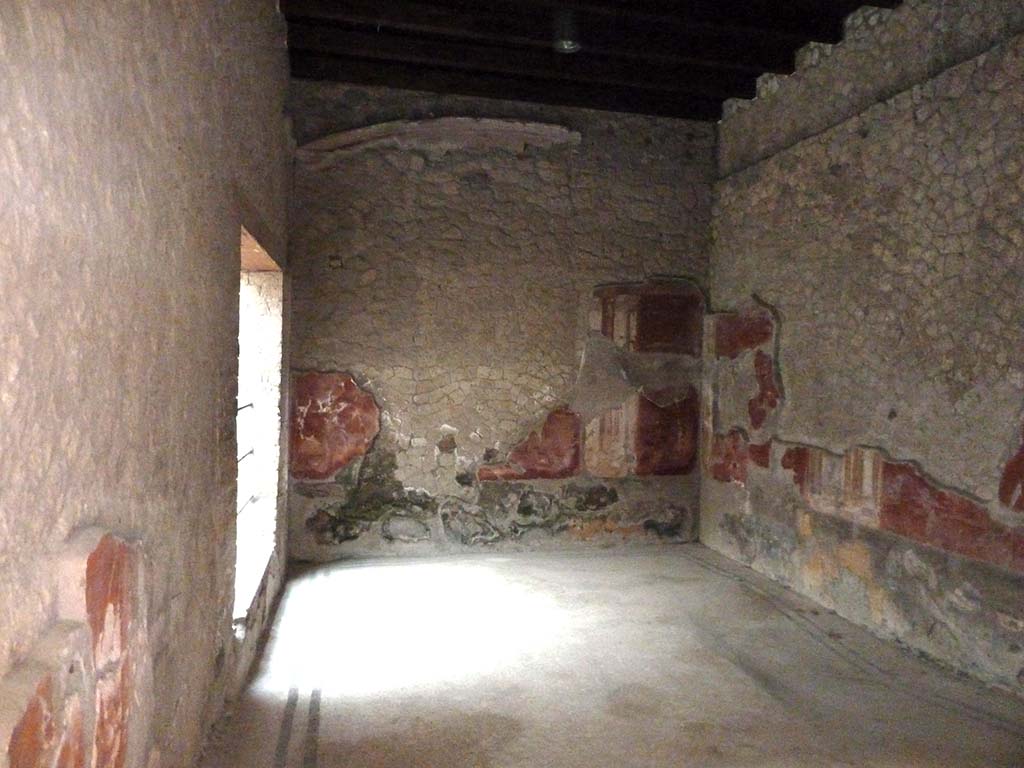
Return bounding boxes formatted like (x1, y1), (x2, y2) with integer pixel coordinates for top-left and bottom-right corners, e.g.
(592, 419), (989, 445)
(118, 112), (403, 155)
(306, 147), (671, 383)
(706, 15), (1024, 692)
(0, 3), (291, 767)
(287, 83), (714, 556)
(720, 0), (1024, 174)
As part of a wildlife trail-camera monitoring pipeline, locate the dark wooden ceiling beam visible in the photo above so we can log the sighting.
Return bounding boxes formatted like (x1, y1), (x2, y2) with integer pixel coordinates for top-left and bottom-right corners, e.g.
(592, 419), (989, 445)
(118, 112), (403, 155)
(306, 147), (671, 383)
(288, 22), (757, 99)
(385, 0), (848, 41)
(282, 0), (801, 73)
(290, 51), (724, 120)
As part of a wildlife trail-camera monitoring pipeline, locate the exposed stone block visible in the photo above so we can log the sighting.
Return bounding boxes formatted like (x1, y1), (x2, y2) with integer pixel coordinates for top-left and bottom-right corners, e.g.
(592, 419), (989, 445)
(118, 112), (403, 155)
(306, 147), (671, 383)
(290, 372), (381, 481)
(478, 408), (581, 481)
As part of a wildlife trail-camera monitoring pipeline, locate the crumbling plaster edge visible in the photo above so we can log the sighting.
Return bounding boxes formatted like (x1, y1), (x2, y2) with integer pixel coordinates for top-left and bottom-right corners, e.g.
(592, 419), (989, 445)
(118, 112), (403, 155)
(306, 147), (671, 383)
(295, 116), (581, 170)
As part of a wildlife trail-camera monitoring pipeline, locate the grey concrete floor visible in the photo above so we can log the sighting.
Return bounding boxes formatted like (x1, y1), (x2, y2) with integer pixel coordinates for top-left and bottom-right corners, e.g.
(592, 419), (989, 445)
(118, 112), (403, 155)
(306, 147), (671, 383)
(202, 546), (1024, 768)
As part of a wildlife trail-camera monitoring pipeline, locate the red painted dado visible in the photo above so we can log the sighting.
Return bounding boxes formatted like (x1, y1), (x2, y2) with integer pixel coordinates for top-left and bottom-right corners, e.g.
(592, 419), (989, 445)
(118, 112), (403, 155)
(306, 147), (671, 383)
(708, 429), (749, 485)
(7, 676), (55, 768)
(634, 387), (699, 476)
(998, 429), (1024, 512)
(290, 372), (381, 481)
(714, 310), (773, 360)
(748, 350), (781, 430)
(880, 460), (1023, 572)
(479, 408), (581, 481)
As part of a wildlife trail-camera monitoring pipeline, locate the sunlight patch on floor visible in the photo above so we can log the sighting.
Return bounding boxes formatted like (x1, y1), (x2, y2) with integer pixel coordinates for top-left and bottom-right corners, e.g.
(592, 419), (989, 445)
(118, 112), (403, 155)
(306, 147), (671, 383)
(257, 560), (571, 698)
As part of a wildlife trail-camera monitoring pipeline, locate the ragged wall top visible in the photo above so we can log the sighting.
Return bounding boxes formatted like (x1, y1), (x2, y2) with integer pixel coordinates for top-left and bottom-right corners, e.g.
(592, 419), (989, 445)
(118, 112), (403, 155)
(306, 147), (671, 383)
(0, 2), (291, 767)
(719, 0), (1024, 174)
(288, 83), (714, 498)
(712, 18), (1024, 512)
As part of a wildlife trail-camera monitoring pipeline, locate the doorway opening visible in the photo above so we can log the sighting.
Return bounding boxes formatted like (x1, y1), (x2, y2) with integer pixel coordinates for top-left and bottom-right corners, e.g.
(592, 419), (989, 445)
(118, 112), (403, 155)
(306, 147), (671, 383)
(235, 226), (284, 620)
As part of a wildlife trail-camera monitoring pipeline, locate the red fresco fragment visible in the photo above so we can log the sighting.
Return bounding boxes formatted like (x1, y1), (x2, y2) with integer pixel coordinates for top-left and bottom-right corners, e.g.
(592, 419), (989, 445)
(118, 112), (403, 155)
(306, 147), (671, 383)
(7, 677), (55, 768)
(634, 292), (704, 356)
(781, 446), (811, 494)
(748, 441), (772, 469)
(290, 372), (381, 481)
(595, 281), (704, 355)
(998, 430), (1024, 512)
(878, 462), (932, 542)
(748, 350), (781, 429)
(879, 460), (1010, 568)
(714, 311), (773, 359)
(478, 408), (581, 481)
(86, 535), (135, 665)
(634, 387), (700, 476)
(708, 429), (749, 485)
(86, 535), (135, 768)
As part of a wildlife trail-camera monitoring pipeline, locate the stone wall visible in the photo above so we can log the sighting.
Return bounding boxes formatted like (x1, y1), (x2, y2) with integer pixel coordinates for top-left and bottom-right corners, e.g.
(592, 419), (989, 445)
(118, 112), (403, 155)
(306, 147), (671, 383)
(0, 3), (292, 767)
(720, 0), (1024, 174)
(705, 5), (1024, 694)
(286, 84), (715, 559)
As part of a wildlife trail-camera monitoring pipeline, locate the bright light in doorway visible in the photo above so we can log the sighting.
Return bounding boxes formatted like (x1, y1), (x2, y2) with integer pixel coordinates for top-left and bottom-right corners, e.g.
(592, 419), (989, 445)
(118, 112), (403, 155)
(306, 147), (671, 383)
(258, 560), (570, 698)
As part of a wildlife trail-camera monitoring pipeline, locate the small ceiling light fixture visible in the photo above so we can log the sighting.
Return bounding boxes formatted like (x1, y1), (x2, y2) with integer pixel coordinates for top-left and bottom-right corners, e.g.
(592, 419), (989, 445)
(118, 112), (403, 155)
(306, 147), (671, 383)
(553, 8), (581, 54)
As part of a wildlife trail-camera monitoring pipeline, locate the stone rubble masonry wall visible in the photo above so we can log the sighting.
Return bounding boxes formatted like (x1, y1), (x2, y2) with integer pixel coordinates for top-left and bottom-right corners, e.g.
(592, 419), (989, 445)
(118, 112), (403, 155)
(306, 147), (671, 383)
(286, 83), (715, 559)
(720, 0), (1024, 174)
(705, 6), (1024, 695)
(0, 3), (292, 768)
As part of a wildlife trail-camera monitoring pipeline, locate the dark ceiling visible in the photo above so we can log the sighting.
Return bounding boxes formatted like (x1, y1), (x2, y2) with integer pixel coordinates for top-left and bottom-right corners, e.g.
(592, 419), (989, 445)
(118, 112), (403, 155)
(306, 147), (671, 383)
(282, 1), (901, 121)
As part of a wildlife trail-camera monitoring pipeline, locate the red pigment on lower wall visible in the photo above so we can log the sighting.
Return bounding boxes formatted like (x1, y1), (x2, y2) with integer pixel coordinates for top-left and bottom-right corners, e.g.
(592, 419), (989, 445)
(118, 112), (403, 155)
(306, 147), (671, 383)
(290, 372), (380, 481)
(708, 429), (749, 485)
(998, 429), (1024, 512)
(714, 310), (773, 360)
(634, 387), (699, 476)
(7, 676), (55, 768)
(478, 408), (581, 481)
(879, 460), (1024, 571)
(748, 350), (781, 429)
